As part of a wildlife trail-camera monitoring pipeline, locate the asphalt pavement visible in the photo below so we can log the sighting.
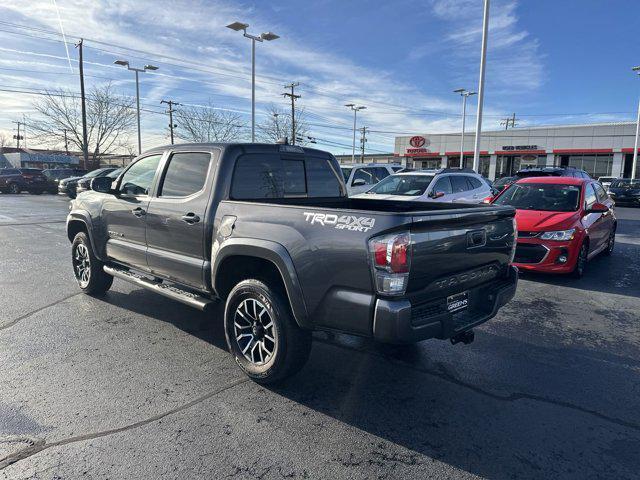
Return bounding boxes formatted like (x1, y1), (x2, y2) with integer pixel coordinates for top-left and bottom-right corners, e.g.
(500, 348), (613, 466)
(0, 194), (639, 479)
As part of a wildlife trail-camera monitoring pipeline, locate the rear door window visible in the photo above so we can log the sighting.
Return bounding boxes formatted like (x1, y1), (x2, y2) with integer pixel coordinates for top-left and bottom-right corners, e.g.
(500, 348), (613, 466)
(466, 176), (483, 189)
(451, 175), (470, 193)
(159, 152), (211, 197)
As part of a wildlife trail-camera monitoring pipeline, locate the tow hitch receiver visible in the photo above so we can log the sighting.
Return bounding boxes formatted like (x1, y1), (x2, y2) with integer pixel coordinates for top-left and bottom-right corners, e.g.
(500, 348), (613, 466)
(451, 330), (475, 345)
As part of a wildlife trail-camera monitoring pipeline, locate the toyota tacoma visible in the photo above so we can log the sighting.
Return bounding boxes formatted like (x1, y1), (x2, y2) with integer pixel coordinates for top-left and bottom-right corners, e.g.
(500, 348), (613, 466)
(66, 143), (518, 383)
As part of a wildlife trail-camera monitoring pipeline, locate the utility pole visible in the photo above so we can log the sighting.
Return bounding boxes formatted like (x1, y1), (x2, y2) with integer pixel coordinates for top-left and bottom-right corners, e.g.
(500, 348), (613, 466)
(500, 112), (518, 130)
(472, 0), (490, 172)
(161, 99), (180, 144)
(345, 104), (366, 162)
(75, 39), (89, 170)
(631, 66), (640, 180)
(12, 121), (24, 148)
(283, 83), (300, 145)
(359, 126), (368, 163)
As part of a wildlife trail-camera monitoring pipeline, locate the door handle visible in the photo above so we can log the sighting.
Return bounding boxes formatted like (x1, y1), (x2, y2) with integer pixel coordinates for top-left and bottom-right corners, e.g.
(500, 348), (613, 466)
(131, 207), (146, 217)
(181, 213), (200, 224)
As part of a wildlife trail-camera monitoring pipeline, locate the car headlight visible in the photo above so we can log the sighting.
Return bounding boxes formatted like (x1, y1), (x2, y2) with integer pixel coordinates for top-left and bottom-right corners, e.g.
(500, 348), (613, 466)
(539, 229), (575, 241)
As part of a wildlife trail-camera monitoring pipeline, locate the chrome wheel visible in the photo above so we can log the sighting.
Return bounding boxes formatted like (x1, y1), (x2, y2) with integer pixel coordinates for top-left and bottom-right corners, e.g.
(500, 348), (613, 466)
(234, 298), (276, 365)
(73, 243), (91, 288)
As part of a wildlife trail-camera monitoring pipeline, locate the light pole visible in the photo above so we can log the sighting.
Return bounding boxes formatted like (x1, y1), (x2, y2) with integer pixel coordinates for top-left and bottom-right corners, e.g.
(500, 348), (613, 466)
(345, 104), (366, 163)
(453, 88), (477, 169)
(114, 60), (158, 155)
(472, 0), (490, 172)
(227, 22), (279, 142)
(632, 66), (640, 180)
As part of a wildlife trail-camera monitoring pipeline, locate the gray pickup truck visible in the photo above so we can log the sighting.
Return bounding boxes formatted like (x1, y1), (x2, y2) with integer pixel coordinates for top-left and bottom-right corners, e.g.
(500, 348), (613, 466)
(66, 143), (518, 383)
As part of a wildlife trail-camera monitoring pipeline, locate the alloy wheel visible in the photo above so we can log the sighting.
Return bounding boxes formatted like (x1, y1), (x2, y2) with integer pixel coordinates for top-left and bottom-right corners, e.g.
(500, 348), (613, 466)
(233, 298), (277, 365)
(73, 243), (91, 288)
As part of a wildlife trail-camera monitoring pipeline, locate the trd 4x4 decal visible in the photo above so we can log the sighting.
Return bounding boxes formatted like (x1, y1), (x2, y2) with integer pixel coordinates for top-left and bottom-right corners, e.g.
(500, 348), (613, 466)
(303, 212), (375, 232)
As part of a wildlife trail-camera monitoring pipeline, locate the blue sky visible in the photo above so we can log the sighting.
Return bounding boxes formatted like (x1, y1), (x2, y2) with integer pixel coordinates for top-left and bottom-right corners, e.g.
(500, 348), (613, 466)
(0, 0), (639, 155)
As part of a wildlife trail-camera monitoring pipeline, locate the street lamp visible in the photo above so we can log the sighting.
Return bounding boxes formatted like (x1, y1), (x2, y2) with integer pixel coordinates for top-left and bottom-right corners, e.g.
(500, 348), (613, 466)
(472, 0), (490, 172)
(345, 104), (366, 163)
(227, 21), (279, 142)
(631, 66), (640, 180)
(453, 88), (477, 169)
(114, 59), (158, 154)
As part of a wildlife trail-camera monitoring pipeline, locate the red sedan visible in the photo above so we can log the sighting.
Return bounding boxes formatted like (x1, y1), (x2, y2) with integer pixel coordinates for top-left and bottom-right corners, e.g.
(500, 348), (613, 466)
(492, 177), (616, 277)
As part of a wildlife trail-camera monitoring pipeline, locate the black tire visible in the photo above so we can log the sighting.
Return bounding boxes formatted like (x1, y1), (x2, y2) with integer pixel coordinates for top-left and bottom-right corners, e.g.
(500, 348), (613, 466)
(71, 232), (113, 295)
(604, 226), (616, 256)
(224, 279), (311, 384)
(572, 241), (588, 278)
(8, 183), (20, 194)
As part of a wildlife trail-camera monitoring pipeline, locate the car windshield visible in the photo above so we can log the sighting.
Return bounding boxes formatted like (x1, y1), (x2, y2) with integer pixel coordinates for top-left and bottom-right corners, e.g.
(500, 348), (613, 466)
(493, 183), (581, 212)
(367, 174), (434, 196)
(494, 176), (515, 188)
(599, 177), (616, 182)
(611, 179), (640, 188)
(84, 168), (109, 178)
(340, 167), (352, 182)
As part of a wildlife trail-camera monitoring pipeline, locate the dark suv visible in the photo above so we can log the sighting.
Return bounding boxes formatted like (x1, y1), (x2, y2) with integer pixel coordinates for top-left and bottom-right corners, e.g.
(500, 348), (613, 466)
(494, 166), (592, 193)
(18, 168), (49, 194)
(0, 168), (25, 194)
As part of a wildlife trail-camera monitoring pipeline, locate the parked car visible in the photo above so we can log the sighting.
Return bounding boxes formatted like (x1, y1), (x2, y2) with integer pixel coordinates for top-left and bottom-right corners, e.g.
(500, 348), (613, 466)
(17, 168), (49, 194)
(492, 177), (615, 277)
(76, 168), (123, 194)
(66, 143), (518, 383)
(43, 168), (88, 193)
(0, 168), (26, 194)
(353, 168), (493, 203)
(598, 176), (617, 190)
(515, 166), (591, 179)
(340, 163), (402, 196)
(59, 167), (118, 198)
(493, 176), (517, 193)
(607, 178), (640, 207)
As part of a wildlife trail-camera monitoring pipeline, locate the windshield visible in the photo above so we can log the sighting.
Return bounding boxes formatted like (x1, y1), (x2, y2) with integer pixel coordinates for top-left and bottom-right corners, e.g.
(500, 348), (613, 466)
(599, 177), (616, 182)
(494, 183), (581, 212)
(340, 167), (352, 182)
(84, 168), (112, 178)
(611, 179), (640, 188)
(367, 174), (434, 196)
(494, 176), (516, 188)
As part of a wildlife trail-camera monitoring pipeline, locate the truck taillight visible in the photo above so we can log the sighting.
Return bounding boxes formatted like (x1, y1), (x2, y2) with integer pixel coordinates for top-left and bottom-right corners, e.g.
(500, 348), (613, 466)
(509, 217), (518, 264)
(368, 231), (411, 295)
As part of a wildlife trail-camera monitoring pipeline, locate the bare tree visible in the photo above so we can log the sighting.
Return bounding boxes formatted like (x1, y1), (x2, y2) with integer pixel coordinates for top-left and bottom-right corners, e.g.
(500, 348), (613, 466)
(174, 101), (246, 143)
(0, 131), (8, 152)
(27, 83), (136, 169)
(257, 104), (311, 145)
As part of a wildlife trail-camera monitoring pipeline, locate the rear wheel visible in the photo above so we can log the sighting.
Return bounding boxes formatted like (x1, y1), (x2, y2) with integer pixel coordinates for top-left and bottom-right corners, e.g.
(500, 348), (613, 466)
(224, 279), (311, 384)
(71, 232), (113, 295)
(572, 242), (588, 278)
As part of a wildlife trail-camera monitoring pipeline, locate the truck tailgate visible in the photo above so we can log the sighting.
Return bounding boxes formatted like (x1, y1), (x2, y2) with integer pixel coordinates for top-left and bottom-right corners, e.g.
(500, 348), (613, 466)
(406, 207), (516, 301)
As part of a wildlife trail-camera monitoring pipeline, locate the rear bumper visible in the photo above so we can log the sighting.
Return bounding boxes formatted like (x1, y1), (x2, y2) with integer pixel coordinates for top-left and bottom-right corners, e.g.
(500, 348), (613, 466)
(372, 265), (518, 343)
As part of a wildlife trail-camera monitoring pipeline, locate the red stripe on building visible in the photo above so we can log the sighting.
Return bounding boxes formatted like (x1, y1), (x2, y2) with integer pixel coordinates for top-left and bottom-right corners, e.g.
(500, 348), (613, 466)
(444, 151), (489, 155)
(553, 149), (613, 154)
(494, 150), (547, 155)
(403, 152), (441, 157)
(621, 148), (640, 153)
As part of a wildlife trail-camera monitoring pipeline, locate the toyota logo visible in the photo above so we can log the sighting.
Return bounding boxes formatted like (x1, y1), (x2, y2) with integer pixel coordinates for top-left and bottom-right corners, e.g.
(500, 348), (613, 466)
(410, 136), (426, 148)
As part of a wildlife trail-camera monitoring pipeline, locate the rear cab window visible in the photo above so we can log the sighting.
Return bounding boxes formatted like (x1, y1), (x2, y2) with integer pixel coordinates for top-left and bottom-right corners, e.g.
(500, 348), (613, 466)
(231, 152), (342, 199)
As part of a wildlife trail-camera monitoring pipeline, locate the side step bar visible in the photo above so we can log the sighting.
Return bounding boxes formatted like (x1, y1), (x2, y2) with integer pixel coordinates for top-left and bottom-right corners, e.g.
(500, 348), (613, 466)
(104, 265), (215, 311)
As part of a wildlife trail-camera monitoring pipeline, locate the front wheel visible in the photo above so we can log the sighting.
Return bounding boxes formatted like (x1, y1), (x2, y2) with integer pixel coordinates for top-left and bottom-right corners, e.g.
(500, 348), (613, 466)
(572, 242), (588, 278)
(224, 279), (311, 384)
(8, 183), (20, 194)
(71, 232), (113, 294)
(604, 228), (615, 256)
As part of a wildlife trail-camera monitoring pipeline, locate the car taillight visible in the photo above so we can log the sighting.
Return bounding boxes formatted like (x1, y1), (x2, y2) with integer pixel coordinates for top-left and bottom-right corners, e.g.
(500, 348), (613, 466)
(482, 196), (493, 204)
(368, 231), (411, 295)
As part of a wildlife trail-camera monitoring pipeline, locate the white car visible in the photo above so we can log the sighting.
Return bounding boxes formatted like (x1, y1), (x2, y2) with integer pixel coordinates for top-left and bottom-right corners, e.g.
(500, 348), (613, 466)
(598, 176), (617, 190)
(340, 163), (403, 196)
(352, 169), (493, 203)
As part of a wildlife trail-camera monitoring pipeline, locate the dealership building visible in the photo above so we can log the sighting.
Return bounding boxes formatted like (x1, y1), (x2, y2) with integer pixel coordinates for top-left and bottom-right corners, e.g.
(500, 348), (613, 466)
(394, 122), (640, 180)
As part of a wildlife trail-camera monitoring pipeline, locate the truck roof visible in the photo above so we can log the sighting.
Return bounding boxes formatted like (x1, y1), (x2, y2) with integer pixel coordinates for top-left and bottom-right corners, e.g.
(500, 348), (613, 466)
(142, 142), (334, 157)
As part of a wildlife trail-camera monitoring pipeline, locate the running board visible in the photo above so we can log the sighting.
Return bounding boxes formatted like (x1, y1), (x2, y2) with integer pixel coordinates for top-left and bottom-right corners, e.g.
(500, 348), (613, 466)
(103, 265), (215, 311)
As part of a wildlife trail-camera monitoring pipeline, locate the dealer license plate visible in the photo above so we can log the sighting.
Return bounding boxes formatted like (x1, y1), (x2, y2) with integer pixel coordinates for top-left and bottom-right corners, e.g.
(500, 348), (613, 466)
(447, 291), (469, 313)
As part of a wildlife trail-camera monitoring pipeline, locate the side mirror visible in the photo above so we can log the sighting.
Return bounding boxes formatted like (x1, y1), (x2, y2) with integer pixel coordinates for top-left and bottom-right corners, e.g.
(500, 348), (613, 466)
(430, 191), (445, 199)
(586, 202), (609, 214)
(352, 178), (366, 187)
(91, 176), (114, 194)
